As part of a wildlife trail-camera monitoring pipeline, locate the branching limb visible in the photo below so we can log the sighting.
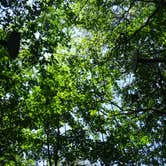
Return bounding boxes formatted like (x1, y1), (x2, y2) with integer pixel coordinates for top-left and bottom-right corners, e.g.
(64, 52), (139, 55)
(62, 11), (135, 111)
(129, 3), (161, 40)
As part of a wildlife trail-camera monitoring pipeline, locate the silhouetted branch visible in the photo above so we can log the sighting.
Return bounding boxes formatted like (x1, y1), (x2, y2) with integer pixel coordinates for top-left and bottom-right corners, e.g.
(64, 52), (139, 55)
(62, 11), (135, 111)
(129, 3), (161, 40)
(138, 57), (166, 63)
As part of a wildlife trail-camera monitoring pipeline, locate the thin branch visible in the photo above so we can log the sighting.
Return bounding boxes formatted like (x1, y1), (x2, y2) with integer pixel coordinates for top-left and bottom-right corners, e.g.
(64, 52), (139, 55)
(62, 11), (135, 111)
(110, 101), (125, 112)
(151, 108), (166, 116)
(142, 49), (166, 56)
(138, 57), (166, 63)
(114, 108), (166, 116)
(129, 4), (161, 40)
(136, 0), (157, 3)
(104, 101), (166, 117)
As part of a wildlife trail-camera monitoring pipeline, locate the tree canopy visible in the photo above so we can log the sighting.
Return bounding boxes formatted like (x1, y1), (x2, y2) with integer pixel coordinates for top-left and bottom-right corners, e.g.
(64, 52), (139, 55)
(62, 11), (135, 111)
(0, 0), (166, 165)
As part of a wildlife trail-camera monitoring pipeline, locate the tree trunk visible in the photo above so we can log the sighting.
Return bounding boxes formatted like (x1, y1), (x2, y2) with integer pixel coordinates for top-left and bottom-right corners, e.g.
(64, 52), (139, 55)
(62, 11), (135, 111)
(46, 128), (52, 166)
(54, 124), (60, 166)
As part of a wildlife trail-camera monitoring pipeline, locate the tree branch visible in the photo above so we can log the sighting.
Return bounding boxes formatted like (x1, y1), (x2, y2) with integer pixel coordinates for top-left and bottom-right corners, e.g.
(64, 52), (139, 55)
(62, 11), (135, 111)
(129, 4), (161, 40)
(107, 102), (166, 116)
(138, 57), (166, 63)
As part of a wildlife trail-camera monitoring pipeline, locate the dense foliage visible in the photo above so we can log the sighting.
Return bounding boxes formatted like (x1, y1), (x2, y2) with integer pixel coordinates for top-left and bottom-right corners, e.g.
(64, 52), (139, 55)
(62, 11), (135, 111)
(0, 0), (166, 165)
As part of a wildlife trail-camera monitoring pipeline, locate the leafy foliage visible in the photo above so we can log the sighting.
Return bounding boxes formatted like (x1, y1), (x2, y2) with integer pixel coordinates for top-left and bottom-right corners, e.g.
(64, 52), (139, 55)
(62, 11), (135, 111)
(0, 0), (166, 165)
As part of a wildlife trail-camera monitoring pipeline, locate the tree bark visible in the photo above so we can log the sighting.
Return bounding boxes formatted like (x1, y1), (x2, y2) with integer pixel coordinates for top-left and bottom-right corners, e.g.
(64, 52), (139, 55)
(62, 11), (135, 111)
(46, 128), (52, 166)
(54, 124), (60, 166)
